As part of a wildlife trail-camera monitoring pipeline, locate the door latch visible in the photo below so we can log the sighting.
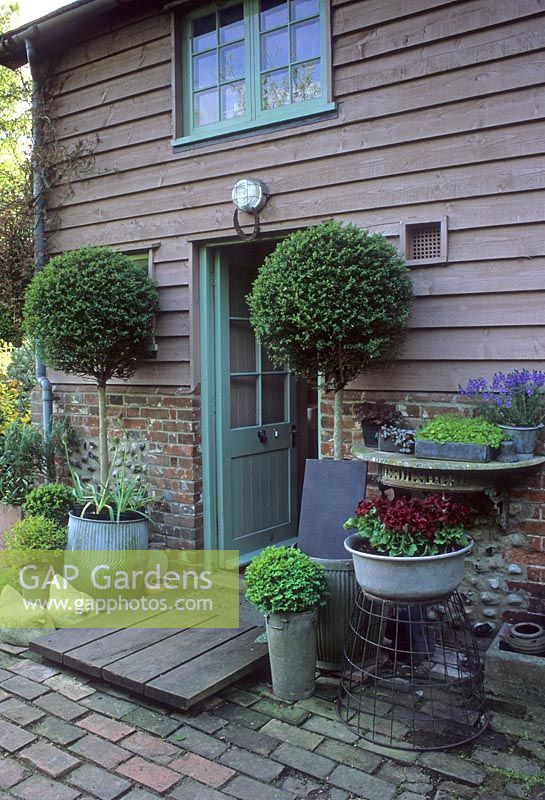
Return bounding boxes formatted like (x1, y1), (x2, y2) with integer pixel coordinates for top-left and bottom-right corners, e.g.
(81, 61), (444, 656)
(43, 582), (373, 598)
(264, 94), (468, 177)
(291, 425), (297, 447)
(257, 428), (268, 444)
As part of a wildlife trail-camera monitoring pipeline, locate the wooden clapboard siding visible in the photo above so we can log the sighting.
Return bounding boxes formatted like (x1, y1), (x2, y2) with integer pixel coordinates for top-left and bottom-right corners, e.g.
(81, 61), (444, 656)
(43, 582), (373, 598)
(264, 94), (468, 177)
(48, 125), (545, 214)
(351, 361), (545, 392)
(400, 328), (545, 361)
(45, 0), (545, 390)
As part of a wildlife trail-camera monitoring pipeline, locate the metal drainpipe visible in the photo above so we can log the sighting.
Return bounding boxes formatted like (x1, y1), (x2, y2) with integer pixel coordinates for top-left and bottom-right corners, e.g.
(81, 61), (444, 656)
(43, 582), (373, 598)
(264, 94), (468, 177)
(25, 39), (52, 450)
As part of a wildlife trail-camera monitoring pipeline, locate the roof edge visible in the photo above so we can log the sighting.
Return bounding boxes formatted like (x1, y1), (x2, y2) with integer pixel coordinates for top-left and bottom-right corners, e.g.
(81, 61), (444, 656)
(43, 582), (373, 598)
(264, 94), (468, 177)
(0, 0), (134, 69)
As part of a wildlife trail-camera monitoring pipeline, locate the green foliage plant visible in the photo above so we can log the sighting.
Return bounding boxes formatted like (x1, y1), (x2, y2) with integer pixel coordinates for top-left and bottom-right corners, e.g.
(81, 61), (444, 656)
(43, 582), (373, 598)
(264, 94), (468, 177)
(23, 483), (74, 526)
(247, 221), (413, 459)
(244, 546), (327, 614)
(68, 439), (154, 522)
(414, 415), (503, 448)
(24, 247), (158, 484)
(5, 514), (66, 574)
(0, 421), (44, 505)
(6, 514), (67, 552)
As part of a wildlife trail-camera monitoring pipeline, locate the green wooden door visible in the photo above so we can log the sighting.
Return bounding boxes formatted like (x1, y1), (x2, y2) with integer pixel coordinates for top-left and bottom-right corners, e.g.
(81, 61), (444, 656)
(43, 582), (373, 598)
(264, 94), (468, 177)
(215, 252), (298, 562)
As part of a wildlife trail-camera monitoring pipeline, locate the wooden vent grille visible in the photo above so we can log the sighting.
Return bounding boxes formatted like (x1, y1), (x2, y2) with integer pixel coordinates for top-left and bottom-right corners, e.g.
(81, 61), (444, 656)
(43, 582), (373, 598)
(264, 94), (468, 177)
(410, 223), (441, 260)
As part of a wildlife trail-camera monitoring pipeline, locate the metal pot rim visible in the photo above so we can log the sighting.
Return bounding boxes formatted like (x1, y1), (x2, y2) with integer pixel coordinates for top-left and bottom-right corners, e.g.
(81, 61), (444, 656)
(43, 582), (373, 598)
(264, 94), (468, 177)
(343, 532), (474, 564)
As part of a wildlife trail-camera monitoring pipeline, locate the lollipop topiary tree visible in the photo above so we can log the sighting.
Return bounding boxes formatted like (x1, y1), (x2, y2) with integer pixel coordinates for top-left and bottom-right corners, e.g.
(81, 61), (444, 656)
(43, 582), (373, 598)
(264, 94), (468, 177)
(23, 247), (158, 485)
(247, 221), (413, 459)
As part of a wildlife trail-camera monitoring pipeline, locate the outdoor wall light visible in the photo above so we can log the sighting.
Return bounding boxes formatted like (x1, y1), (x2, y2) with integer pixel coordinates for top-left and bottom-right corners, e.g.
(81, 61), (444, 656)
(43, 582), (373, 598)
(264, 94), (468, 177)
(231, 177), (269, 241)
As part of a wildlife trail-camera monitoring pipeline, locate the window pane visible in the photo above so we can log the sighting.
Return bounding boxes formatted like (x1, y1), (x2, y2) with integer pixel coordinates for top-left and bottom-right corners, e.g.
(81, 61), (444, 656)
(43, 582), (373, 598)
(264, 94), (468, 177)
(229, 267), (256, 316)
(262, 69), (289, 109)
(291, 0), (319, 20)
(193, 13), (216, 53)
(230, 320), (256, 372)
(194, 88), (219, 126)
(292, 18), (320, 61)
(231, 376), (258, 428)
(262, 374), (286, 424)
(219, 4), (244, 43)
(260, 0), (288, 30)
(221, 81), (246, 119)
(262, 348), (283, 372)
(193, 51), (218, 90)
(292, 61), (320, 102)
(261, 28), (289, 70)
(220, 42), (245, 81)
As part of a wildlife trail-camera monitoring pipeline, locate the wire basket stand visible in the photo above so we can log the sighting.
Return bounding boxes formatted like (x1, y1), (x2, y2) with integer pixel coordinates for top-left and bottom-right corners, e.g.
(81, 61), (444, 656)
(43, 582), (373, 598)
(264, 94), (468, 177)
(337, 589), (490, 751)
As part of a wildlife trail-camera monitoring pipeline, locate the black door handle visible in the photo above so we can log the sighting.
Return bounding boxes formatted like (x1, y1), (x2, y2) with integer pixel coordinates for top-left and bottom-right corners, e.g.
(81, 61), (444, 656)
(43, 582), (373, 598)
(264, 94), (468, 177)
(257, 428), (268, 444)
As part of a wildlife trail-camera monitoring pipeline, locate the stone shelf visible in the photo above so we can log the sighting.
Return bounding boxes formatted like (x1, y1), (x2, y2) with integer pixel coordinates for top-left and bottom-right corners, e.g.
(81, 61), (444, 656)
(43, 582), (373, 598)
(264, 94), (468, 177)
(352, 445), (545, 527)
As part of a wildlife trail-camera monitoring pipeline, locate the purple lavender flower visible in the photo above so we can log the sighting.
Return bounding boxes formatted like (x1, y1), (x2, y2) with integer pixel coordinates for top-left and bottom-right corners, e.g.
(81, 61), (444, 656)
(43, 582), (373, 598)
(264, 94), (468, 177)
(459, 370), (545, 426)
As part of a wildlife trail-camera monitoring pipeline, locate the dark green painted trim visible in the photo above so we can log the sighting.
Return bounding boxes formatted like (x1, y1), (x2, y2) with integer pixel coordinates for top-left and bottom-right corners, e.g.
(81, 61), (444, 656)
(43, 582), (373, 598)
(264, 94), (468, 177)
(200, 246), (218, 550)
(176, 0), (332, 145)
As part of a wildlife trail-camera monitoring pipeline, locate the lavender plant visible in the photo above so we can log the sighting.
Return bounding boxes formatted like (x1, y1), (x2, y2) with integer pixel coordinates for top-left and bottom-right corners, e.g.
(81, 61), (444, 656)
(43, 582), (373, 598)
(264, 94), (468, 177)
(459, 370), (545, 427)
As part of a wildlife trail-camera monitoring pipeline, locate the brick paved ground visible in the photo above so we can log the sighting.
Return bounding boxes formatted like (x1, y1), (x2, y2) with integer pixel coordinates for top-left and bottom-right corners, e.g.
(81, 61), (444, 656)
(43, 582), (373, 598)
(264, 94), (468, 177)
(0, 641), (544, 800)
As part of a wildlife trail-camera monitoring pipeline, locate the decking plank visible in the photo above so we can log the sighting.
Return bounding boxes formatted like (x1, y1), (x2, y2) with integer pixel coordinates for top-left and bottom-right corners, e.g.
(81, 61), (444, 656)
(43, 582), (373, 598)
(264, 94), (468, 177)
(145, 627), (269, 709)
(63, 628), (182, 677)
(31, 628), (116, 662)
(102, 625), (253, 692)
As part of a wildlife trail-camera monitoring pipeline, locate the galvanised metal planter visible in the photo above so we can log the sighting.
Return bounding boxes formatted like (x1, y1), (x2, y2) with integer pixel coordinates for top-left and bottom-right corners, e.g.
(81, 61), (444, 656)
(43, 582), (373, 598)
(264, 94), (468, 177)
(66, 512), (149, 597)
(265, 607), (318, 701)
(343, 533), (473, 603)
(415, 439), (493, 463)
(312, 557), (356, 670)
(67, 512), (149, 551)
(498, 424), (543, 460)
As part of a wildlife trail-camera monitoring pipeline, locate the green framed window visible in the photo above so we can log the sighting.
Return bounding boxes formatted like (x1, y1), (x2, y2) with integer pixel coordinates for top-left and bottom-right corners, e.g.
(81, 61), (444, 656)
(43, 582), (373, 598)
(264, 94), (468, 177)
(175, 0), (334, 145)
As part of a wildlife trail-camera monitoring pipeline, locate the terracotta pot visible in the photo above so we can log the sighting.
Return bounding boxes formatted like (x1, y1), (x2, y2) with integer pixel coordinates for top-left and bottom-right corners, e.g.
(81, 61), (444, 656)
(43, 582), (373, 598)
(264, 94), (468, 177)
(0, 503), (22, 549)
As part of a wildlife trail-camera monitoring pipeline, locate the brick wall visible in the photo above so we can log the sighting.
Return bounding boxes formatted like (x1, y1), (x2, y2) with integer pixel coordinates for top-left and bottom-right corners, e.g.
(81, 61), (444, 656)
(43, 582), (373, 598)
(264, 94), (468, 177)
(34, 384), (203, 549)
(320, 389), (545, 631)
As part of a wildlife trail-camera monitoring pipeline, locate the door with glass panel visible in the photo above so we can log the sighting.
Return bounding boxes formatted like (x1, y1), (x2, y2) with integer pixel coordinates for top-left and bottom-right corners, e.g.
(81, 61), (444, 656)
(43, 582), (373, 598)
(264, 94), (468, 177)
(216, 254), (298, 560)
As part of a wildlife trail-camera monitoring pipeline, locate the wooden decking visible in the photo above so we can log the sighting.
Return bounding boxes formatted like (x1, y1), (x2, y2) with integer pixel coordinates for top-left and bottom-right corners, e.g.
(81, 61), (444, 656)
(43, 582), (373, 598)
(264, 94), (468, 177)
(31, 620), (268, 710)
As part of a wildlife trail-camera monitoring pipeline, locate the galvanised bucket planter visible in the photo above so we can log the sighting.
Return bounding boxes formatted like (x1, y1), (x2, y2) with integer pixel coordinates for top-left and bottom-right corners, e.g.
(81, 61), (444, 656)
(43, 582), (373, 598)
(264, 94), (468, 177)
(66, 512), (149, 597)
(67, 512), (149, 551)
(498, 424), (543, 460)
(312, 556), (356, 671)
(265, 607), (318, 701)
(344, 533), (473, 603)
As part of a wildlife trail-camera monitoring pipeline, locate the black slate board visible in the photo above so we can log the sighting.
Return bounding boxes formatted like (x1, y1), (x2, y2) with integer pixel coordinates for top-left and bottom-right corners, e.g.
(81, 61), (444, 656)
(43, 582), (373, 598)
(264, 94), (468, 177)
(297, 458), (368, 560)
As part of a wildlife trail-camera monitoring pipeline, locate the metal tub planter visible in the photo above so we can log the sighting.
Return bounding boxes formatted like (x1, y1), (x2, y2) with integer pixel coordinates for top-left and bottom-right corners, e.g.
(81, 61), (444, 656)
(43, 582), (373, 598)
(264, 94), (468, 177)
(344, 532), (473, 603)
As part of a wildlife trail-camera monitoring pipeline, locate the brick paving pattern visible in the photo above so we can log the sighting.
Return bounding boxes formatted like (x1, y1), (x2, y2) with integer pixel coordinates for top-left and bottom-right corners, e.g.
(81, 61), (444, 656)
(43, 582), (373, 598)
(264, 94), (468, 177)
(0, 642), (543, 800)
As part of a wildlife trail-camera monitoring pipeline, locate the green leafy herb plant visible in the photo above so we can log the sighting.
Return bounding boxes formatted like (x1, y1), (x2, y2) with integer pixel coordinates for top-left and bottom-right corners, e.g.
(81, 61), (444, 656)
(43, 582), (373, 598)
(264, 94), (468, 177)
(23, 483), (74, 526)
(6, 514), (67, 552)
(245, 546), (327, 614)
(414, 415), (503, 448)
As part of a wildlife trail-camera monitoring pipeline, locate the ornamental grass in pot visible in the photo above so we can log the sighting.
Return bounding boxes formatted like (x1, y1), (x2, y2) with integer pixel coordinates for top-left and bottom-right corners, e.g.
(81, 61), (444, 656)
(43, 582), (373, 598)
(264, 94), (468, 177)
(344, 494), (473, 603)
(244, 546), (327, 701)
(459, 370), (545, 459)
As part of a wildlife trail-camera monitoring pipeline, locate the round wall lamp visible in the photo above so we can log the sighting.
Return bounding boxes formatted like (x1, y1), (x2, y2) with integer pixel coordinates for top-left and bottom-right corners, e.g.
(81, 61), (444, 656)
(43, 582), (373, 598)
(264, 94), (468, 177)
(231, 177), (269, 241)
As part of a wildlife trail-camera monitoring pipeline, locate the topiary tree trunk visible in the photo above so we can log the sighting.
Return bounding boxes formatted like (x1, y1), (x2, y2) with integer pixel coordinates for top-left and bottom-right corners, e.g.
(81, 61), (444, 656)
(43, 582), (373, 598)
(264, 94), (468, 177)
(97, 382), (108, 486)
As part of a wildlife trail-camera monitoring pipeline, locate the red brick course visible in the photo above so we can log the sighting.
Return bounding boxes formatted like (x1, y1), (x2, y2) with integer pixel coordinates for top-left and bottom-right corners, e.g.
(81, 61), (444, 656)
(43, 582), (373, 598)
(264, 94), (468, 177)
(35, 384), (203, 549)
